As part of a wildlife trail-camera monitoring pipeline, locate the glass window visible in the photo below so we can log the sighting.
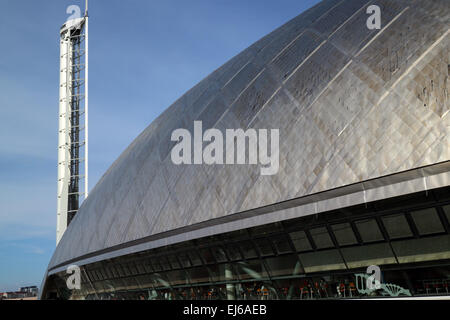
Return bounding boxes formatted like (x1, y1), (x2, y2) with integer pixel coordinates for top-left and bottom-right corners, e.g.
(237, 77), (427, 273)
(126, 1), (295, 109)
(150, 259), (162, 272)
(159, 256), (171, 271)
(122, 275), (139, 289)
(92, 281), (105, 292)
(254, 238), (275, 257)
(134, 274), (153, 288)
(178, 252), (192, 268)
(235, 259), (268, 280)
(309, 227), (334, 249)
(108, 267), (117, 279)
(80, 270), (89, 284)
(225, 244), (243, 261)
(410, 208), (444, 235)
(239, 240), (258, 259)
(96, 269), (105, 281)
(109, 266), (119, 278)
(355, 219), (384, 243)
(200, 248), (216, 264)
(185, 266), (210, 284)
(103, 268), (111, 280)
(331, 223), (358, 246)
(188, 250), (203, 266)
(341, 243), (396, 269)
(391, 235), (450, 264)
(211, 246), (228, 263)
(165, 270), (189, 286)
(122, 264), (134, 276)
(167, 255), (181, 269)
(151, 273), (171, 289)
(89, 270), (97, 281)
(265, 254), (303, 277)
(115, 265), (126, 278)
(143, 261), (154, 274)
(208, 264), (235, 282)
(382, 214), (412, 239)
(272, 235), (293, 254)
(289, 231), (312, 252)
(110, 278), (125, 290)
(88, 270), (98, 281)
(299, 249), (346, 273)
(135, 262), (146, 274)
(128, 263), (139, 276)
(443, 205), (450, 223)
(100, 268), (110, 280)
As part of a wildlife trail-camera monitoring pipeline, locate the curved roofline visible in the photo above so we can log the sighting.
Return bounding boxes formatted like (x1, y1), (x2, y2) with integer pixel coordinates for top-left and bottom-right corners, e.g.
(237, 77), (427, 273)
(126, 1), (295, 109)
(46, 160), (450, 275)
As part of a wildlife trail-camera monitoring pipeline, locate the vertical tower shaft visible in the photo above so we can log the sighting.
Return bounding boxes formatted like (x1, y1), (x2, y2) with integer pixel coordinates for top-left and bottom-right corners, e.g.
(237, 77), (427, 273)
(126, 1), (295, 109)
(57, 14), (88, 244)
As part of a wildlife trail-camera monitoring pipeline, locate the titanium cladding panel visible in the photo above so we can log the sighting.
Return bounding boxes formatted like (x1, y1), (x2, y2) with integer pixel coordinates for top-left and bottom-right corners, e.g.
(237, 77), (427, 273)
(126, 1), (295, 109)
(48, 0), (450, 270)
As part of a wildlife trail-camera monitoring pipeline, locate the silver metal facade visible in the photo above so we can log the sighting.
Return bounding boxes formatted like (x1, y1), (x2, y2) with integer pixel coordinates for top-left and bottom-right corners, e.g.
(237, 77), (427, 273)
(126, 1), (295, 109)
(46, 0), (449, 276)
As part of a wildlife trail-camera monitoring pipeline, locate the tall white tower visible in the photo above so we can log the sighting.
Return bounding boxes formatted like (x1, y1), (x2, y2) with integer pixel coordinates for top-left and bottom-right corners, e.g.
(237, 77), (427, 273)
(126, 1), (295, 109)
(57, 3), (89, 244)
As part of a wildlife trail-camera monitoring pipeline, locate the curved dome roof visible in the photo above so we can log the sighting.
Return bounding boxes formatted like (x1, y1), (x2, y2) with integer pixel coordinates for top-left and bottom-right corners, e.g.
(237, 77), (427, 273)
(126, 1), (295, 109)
(49, 0), (450, 269)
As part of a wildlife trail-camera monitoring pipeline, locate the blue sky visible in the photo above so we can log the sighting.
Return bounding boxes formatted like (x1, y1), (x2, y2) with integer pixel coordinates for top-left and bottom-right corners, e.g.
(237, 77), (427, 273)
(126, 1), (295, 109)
(0, 0), (319, 292)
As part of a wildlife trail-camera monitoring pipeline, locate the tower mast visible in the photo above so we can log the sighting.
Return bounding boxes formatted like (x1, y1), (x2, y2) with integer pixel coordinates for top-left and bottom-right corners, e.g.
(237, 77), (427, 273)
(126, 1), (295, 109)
(85, 0), (89, 199)
(56, 2), (89, 244)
